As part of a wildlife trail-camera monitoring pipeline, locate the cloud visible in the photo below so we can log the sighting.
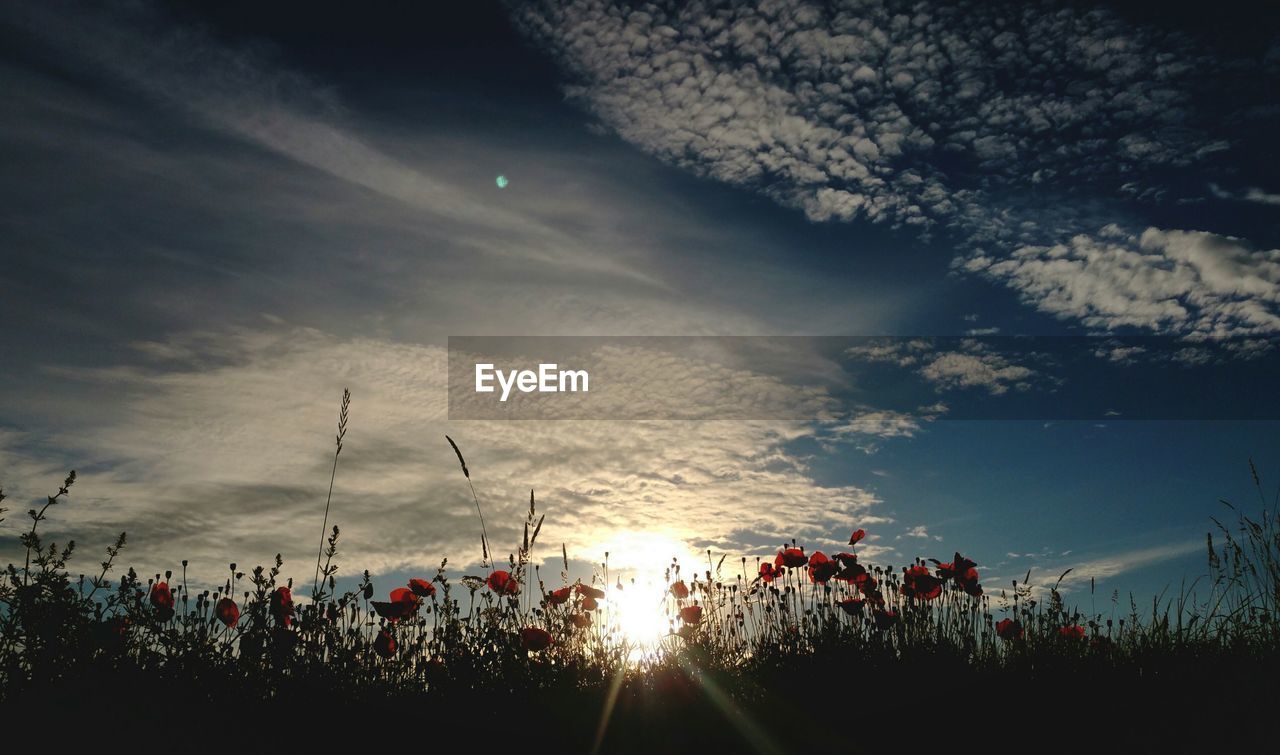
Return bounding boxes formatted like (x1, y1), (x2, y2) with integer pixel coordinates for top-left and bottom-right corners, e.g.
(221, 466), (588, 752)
(902, 525), (941, 541)
(992, 540), (1203, 598)
(511, 0), (1279, 336)
(1209, 183), (1280, 206)
(0, 324), (887, 584)
(847, 339), (1041, 395)
(510, 0), (1223, 233)
(960, 225), (1280, 335)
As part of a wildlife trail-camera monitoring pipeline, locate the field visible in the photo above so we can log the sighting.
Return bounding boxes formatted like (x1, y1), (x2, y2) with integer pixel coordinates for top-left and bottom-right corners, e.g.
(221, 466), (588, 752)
(2, 440), (1277, 750)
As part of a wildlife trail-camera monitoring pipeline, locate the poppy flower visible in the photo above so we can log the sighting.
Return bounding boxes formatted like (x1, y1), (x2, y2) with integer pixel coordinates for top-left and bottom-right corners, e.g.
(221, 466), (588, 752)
(150, 582), (175, 619)
(547, 586), (572, 606)
(371, 602), (411, 620)
(1059, 625), (1086, 639)
(408, 578), (436, 599)
(581, 596), (599, 611)
(390, 587), (422, 610)
(270, 586), (293, 627)
(808, 552), (838, 584)
(776, 548), (808, 569)
(373, 588), (421, 622)
(937, 553), (982, 596)
(836, 561), (867, 584)
(374, 629), (397, 658)
(670, 580), (690, 600)
(995, 618), (1023, 640)
(576, 583), (606, 600)
(570, 613), (592, 629)
(214, 597), (239, 628)
(872, 608), (899, 631)
(759, 563), (781, 583)
(838, 597), (865, 616)
(679, 605), (703, 625)
(849, 529), (866, 546)
(521, 627), (553, 652)
(901, 564), (943, 601)
(486, 570), (520, 596)
(853, 572), (878, 595)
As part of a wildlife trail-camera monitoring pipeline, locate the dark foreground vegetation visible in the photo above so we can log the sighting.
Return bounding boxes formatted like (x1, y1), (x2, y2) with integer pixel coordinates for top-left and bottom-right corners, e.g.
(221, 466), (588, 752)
(2, 413), (1276, 750)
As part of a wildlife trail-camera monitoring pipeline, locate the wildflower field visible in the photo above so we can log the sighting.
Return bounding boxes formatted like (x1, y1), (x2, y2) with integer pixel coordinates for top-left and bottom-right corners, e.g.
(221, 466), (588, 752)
(2, 425), (1277, 750)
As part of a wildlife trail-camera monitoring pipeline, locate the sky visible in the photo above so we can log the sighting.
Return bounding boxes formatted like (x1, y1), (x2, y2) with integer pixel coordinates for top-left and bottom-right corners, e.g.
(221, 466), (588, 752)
(1, 0), (1278, 609)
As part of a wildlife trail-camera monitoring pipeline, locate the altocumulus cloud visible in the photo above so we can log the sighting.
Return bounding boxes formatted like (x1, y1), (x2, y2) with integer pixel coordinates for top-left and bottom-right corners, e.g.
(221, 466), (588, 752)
(510, 0), (1279, 335)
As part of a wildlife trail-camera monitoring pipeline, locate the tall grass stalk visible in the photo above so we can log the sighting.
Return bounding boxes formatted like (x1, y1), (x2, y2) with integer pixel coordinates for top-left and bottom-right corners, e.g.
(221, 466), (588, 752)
(312, 389), (349, 601)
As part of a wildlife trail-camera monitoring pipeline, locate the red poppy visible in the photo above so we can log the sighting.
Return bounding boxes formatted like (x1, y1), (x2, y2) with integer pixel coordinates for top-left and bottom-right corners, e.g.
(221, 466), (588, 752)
(371, 601), (408, 621)
(521, 627), (553, 651)
(936, 553), (982, 596)
(374, 629), (397, 657)
(759, 563), (781, 583)
(995, 618), (1023, 640)
(808, 551), (838, 584)
(547, 586), (572, 605)
(576, 583), (606, 600)
(214, 597), (239, 628)
(872, 608), (899, 630)
(581, 596), (599, 611)
(679, 605), (703, 625)
(390, 587), (421, 609)
(901, 564), (943, 601)
(838, 597), (865, 616)
(853, 572), (878, 594)
(270, 586), (293, 627)
(408, 578), (436, 598)
(670, 580), (690, 600)
(486, 570), (520, 596)
(836, 562), (867, 584)
(849, 529), (866, 545)
(776, 548), (808, 569)
(1059, 625), (1086, 639)
(149, 582), (174, 617)
(373, 587), (422, 622)
(570, 613), (592, 629)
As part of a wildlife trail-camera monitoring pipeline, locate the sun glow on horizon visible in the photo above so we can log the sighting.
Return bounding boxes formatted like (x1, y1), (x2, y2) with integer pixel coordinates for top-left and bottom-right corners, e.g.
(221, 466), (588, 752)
(591, 531), (700, 653)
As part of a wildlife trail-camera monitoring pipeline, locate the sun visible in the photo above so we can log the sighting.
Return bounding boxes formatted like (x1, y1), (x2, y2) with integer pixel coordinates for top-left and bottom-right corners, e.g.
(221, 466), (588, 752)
(609, 573), (671, 648)
(592, 531), (699, 652)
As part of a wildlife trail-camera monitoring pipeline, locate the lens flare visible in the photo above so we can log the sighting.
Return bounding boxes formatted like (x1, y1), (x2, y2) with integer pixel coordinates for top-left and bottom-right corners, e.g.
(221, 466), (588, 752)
(495, 174), (508, 188)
